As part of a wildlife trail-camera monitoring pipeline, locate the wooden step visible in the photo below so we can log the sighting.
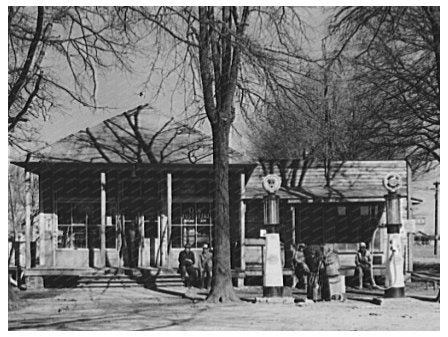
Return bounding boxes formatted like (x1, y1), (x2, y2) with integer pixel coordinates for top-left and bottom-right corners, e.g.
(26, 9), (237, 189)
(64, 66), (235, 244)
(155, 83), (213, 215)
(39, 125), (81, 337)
(156, 282), (184, 288)
(77, 283), (144, 288)
(78, 279), (138, 285)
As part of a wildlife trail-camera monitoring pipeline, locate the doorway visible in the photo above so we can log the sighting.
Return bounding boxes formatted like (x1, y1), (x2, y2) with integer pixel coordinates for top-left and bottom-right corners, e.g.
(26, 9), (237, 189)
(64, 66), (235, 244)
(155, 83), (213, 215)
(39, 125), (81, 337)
(122, 216), (142, 268)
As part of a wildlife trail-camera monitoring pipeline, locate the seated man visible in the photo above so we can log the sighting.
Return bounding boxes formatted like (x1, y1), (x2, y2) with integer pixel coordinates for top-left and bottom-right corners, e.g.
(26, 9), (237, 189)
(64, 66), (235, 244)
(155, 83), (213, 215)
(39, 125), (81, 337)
(354, 242), (372, 289)
(178, 243), (197, 287)
(199, 243), (213, 289)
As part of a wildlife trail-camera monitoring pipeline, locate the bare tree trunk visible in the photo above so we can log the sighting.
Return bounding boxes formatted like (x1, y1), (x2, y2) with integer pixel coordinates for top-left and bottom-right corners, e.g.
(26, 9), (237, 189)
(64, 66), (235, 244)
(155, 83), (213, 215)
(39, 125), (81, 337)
(207, 121), (239, 303)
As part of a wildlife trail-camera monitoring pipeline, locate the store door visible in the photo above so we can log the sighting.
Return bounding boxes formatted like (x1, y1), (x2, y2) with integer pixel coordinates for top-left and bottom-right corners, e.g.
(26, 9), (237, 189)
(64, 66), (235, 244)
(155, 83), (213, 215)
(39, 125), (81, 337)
(123, 216), (141, 268)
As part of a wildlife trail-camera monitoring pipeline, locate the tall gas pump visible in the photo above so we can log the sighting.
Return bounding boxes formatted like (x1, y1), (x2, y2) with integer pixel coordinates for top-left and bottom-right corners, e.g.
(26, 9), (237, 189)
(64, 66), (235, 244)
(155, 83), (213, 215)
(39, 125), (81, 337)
(262, 174), (284, 297)
(383, 173), (406, 298)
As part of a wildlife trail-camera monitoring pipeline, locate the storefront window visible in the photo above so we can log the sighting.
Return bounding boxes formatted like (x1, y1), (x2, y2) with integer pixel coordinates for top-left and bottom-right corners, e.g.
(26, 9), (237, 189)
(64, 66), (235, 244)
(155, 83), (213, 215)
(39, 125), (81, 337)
(171, 202), (213, 248)
(56, 202), (117, 249)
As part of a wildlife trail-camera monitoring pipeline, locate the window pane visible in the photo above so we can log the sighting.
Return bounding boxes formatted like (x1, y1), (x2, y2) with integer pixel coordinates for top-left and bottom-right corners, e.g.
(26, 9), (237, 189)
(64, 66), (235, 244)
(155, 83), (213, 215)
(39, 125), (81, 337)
(182, 204), (196, 225)
(73, 226), (87, 248)
(360, 206), (369, 216)
(337, 206), (347, 216)
(58, 225), (87, 249)
(171, 225), (182, 248)
(183, 226), (196, 247)
(57, 225), (71, 248)
(197, 203), (211, 224)
(197, 226), (211, 248)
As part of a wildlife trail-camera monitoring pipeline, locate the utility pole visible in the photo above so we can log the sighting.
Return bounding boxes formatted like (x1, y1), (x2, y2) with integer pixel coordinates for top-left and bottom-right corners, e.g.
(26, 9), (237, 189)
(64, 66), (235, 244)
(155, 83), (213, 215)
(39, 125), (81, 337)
(434, 181), (439, 256)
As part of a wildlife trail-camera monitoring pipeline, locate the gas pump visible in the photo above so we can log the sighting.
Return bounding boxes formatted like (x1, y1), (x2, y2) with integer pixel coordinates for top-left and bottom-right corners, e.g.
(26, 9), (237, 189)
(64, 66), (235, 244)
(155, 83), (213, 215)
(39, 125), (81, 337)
(383, 173), (406, 298)
(262, 174), (284, 297)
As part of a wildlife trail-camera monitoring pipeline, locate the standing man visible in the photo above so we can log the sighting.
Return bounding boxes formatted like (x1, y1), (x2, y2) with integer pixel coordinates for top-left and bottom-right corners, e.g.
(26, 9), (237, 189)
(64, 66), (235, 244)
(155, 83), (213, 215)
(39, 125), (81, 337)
(354, 242), (372, 289)
(199, 243), (213, 289)
(304, 244), (325, 301)
(292, 244), (309, 289)
(178, 243), (196, 287)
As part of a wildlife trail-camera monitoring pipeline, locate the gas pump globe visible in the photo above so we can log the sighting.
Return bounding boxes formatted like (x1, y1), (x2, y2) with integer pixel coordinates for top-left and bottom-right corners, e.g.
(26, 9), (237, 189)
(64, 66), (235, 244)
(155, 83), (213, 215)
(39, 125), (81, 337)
(261, 174), (284, 297)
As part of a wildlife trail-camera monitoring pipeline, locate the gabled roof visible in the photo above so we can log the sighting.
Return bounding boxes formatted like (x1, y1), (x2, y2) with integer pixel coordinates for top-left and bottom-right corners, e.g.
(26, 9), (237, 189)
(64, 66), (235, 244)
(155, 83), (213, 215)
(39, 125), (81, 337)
(27, 105), (244, 164)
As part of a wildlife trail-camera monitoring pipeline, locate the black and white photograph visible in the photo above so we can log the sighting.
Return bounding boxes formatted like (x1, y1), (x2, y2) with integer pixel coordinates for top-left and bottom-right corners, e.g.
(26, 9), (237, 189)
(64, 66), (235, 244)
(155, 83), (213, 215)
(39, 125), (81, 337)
(6, 2), (441, 331)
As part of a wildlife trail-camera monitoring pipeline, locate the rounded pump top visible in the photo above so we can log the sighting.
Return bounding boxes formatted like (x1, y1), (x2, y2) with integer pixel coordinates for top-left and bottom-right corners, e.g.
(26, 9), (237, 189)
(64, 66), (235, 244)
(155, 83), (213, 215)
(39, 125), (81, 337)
(262, 174), (282, 194)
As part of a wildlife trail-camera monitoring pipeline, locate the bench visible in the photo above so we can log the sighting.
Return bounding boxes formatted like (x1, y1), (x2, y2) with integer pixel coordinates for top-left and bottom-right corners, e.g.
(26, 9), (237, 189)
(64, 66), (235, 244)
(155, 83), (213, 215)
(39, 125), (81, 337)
(339, 265), (386, 277)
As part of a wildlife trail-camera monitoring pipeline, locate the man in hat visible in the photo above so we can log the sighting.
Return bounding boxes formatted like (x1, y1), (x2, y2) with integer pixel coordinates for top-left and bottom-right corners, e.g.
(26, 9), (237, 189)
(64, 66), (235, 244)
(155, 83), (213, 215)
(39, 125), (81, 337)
(304, 244), (325, 301)
(354, 242), (372, 289)
(178, 243), (196, 287)
(199, 243), (213, 289)
(292, 244), (309, 289)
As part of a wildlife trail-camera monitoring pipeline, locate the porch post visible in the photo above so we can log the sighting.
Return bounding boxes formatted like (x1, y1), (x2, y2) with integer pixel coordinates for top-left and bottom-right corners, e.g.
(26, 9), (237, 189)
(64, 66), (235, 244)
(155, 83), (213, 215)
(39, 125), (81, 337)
(406, 161), (414, 273)
(240, 173), (246, 272)
(291, 206), (296, 245)
(166, 172), (172, 266)
(100, 172), (106, 267)
(38, 173), (44, 266)
(25, 170), (32, 269)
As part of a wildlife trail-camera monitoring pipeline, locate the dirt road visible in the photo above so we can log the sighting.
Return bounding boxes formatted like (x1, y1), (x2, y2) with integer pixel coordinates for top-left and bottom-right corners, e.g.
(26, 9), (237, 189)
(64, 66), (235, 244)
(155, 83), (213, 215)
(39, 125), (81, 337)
(8, 286), (439, 331)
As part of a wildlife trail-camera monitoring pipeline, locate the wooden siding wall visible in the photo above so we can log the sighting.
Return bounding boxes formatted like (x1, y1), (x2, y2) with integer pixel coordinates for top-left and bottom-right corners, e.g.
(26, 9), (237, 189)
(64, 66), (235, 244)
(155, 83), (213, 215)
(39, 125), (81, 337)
(172, 170), (213, 201)
(294, 203), (385, 245)
(244, 199), (386, 266)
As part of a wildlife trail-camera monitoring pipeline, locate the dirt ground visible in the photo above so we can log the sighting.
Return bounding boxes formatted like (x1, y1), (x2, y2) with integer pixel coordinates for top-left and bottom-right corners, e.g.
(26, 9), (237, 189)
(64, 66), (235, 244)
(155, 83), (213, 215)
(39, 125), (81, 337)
(8, 282), (440, 331)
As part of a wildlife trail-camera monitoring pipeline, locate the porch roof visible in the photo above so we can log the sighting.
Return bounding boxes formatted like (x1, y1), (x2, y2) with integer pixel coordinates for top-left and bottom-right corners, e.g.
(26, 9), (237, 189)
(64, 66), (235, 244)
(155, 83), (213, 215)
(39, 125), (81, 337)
(12, 161), (257, 176)
(16, 105), (245, 166)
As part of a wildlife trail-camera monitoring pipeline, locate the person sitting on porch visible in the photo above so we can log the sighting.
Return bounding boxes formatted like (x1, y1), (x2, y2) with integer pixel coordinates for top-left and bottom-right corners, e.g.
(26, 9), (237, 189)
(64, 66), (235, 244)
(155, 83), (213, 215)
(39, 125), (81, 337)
(178, 243), (197, 287)
(199, 243), (213, 289)
(354, 242), (372, 289)
(292, 244), (309, 289)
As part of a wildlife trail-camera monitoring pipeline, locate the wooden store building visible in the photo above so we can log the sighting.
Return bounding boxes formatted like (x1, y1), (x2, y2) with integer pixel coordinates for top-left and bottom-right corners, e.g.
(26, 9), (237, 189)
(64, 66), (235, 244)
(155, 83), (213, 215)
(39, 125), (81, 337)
(12, 107), (416, 284)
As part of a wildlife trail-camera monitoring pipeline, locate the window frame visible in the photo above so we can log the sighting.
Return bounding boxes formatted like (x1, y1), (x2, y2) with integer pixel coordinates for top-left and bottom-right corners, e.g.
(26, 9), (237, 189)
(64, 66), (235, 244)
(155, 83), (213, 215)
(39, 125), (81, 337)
(171, 202), (213, 249)
(56, 200), (117, 250)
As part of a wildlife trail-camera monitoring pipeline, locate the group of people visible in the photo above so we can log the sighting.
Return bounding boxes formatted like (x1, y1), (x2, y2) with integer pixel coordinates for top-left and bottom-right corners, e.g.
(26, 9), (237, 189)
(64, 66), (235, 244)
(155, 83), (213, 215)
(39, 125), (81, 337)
(291, 243), (335, 301)
(291, 242), (373, 301)
(177, 243), (213, 289)
(178, 240), (374, 294)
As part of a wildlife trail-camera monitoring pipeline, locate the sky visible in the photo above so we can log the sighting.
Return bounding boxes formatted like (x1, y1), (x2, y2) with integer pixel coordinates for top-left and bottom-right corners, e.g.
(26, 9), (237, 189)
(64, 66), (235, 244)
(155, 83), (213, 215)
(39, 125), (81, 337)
(14, 6), (332, 157)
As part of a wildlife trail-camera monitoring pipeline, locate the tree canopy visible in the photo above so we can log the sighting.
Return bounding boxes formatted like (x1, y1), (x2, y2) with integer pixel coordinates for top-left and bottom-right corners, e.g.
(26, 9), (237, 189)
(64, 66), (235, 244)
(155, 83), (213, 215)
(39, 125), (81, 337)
(8, 6), (140, 147)
(328, 6), (439, 172)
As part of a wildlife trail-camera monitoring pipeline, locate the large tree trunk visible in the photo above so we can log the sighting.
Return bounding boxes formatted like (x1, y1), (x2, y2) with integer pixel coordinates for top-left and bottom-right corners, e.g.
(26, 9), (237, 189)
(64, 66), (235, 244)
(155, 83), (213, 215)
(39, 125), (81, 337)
(207, 121), (239, 303)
